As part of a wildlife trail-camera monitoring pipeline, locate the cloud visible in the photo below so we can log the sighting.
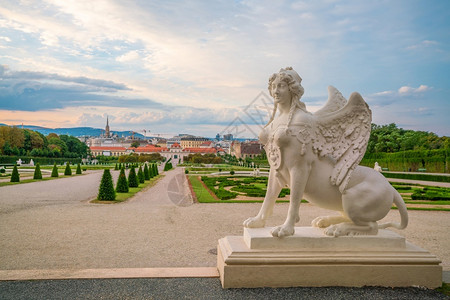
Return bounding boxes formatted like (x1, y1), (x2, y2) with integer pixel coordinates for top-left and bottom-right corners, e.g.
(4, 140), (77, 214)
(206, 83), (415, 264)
(398, 85), (430, 94)
(0, 65), (164, 111)
(116, 50), (140, 62)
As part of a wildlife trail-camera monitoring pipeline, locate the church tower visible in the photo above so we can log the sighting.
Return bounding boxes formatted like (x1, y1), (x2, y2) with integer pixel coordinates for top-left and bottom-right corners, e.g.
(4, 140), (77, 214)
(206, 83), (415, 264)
(105, 116), (110, 138)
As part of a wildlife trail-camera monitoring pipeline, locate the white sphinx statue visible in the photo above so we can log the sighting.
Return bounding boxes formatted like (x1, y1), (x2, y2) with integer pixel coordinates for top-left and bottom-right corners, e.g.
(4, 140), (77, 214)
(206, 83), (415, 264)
(244, 67), (408, 237)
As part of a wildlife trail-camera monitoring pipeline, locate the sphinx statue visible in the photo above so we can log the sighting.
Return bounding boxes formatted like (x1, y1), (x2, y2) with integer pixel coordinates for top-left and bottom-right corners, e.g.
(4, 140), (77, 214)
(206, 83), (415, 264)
(243, 67), (408, 237)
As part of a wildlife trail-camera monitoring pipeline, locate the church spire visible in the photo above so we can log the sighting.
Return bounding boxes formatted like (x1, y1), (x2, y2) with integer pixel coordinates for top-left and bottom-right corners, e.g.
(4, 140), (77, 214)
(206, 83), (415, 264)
(105, 115), (110, 138)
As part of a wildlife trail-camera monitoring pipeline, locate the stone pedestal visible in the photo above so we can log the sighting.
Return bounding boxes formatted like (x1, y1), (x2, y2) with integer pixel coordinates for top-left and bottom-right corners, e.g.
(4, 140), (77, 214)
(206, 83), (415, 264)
(217, 227), (442, 288)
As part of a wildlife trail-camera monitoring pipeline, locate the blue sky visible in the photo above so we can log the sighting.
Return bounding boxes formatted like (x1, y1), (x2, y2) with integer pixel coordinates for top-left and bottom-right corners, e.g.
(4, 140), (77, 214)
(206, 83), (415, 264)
(0, 0), (449, 138)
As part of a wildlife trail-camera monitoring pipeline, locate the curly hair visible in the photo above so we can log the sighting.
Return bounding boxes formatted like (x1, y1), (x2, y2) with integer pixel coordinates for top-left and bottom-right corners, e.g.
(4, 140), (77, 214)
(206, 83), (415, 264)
(265, 67), (305, 128)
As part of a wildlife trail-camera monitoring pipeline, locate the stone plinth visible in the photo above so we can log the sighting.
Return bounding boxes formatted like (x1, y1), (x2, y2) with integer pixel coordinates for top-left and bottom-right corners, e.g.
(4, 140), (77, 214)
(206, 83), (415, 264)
(218, 227), (442, 289)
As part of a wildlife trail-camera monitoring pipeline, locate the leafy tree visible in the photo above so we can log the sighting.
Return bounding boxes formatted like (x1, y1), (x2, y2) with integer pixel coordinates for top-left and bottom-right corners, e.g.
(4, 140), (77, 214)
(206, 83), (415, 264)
(116, 167), (129, 193)
(144, 163), (150, 180)
(2, 141), (12, 155)
(33, 163), (42, 179)
(128, 167), (139, 187)
(76, 163), (82, 174)
(64, 162), (72, 176)
(131, 141), (140, 148)
(10, 164), (20, 182)
(138, 165), (145, 183)
(51, 163), (59, 177)
(97, 169), (116, 201)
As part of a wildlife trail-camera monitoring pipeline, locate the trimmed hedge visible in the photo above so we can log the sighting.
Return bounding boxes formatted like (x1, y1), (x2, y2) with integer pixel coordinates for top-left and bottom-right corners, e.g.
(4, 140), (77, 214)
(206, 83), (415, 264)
(33, 163), (42, 179)
(51, 163), (59, 177)
(382, 172), (450, 183)
(144, 164), (150, 180)
(116, 167), (129, 193)
(0, 155), (81, 165)
(138, 165), (145, 183)
(64, 162), (72, 176)
(76, 163), (82, 174)
(10, 164), (20, 182)
(128, 167), (139, 187)
(97, 169), (116, 201)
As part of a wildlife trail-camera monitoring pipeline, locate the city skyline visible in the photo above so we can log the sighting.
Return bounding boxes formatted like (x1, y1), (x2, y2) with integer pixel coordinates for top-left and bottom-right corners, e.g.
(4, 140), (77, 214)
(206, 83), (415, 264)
(0, 1), (449, 138)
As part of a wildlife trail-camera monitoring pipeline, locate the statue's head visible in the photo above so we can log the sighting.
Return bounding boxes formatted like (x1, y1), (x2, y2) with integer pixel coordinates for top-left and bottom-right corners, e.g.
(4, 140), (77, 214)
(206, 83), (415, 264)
(268, 67), (304, 102)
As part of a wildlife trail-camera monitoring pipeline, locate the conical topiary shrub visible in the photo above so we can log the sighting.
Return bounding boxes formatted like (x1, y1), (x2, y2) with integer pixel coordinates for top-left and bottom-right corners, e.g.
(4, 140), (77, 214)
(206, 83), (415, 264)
(116, 167), (129, 193)
(138, 165), (145, 183)
(144, 164), (150, 180)
(114, 163), (119, 170)
(118, 163), (122, 170)
(76, 163), (82, 174)
(97, 169), (116, 201)
(10, 164), (20, 182)
(128, 167), (139, 187)
(51, 162), (59, 177)
(33, 163), (42, 179)
(152, 163), (158, 176)
(64, 162), (72, 176)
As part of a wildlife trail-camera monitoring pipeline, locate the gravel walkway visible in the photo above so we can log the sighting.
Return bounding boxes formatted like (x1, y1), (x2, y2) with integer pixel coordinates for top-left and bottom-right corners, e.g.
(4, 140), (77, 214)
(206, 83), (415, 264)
(0, 168), (449, 272)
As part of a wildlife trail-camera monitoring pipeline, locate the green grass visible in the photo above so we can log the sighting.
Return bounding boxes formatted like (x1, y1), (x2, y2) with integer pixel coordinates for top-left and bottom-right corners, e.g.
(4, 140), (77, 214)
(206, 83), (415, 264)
(0, 174), (83, 187)
(92, 175), (163, 204)
(188, 175), (217, 203)
(437, 282), (450, 296)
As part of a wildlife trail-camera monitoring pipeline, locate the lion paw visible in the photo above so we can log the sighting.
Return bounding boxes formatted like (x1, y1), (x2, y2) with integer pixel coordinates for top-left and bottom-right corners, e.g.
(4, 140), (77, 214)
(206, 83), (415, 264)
(271, 225), (295, 237)
(311, 216), (331, 228)
(243, 216), (265, 228)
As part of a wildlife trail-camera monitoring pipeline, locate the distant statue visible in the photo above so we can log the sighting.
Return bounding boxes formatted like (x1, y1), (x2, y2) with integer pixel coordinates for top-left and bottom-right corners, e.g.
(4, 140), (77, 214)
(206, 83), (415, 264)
(374, 162), (382, 172)
(29, 159), (34, 166)
(244, 67), (408, 237)
(16, 158), (22, 166)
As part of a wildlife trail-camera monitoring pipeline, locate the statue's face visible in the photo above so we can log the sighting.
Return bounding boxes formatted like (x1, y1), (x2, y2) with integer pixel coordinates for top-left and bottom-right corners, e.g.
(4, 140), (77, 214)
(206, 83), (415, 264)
(271, 76), (291, 105)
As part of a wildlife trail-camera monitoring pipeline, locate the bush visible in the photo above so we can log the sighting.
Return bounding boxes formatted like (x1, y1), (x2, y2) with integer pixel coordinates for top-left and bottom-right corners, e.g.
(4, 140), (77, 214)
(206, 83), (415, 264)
(33, 163), (42, 179)
(230, 170), (235, 175)
(10, 164), (20, 182)
(64, 162), (72, 176)
(116, 167), (129, 193)
(144, 164), (150, 180)
(51, 163), (59, 177)
(138, 165), (145, 183)
(76, 163), (82, 174)
(97, 169), (116, 200)
(128, 167), (139, 187)
(152, 164), (159, 176)
(185, 169), (189, 174)
(114, 163), (119, 170)
(382, 172), (450, 183)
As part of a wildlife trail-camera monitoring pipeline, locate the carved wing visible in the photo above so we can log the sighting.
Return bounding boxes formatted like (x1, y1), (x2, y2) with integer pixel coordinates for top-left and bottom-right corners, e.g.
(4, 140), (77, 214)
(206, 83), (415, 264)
(312, 90), (372, 193)
(314, 86), (347, 116)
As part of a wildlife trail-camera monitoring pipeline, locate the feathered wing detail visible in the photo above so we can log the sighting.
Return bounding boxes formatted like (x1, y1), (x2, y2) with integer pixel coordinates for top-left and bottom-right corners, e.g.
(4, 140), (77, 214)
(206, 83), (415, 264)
(312, 91), (372, 193)
(313, 86), (347, 116)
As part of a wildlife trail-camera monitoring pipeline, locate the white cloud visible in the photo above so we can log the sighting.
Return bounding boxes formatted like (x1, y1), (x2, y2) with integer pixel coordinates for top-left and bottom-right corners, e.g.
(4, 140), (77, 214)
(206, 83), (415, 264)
(398, 85), (430, 94)
(116, 50), (140, 62)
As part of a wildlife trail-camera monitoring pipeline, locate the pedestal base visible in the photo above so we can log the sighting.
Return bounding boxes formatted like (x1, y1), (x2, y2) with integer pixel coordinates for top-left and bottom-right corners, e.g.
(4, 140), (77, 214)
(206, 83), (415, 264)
(218, 227), (442, 288)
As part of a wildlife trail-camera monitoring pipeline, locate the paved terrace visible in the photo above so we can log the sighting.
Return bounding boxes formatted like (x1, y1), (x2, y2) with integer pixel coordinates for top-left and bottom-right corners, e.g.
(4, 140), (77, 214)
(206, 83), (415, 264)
(0, 168), (449, 299)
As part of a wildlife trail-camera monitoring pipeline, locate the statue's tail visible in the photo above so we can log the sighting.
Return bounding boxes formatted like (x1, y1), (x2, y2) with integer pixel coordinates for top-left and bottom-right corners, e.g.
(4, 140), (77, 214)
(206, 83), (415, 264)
(379, 190), (408, 230)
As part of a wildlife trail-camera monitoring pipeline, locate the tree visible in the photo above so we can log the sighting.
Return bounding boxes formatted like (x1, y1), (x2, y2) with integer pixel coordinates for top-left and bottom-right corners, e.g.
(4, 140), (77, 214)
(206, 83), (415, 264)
(33, 163), (42, 179)
(76, 163), (82, 174)
(116, 167), (129, 193)
(97, 169), (116, 201)
(64, 162), (72, 176)
(114, 163), (119, 170)
(131, 141), (140, 148)
(51, 163), (59, 177)
(138, 165), (145, 183)
(128, 167), (139, 187)
(144, 163), (150, 180)
(10, 164), (20, 182)
(2, 141), (12, 155)
(153, 163), (159, 176)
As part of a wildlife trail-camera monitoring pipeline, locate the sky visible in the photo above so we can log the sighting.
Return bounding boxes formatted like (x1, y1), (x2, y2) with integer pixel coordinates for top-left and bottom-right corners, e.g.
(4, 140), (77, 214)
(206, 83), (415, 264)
(0, 0), (449, 139)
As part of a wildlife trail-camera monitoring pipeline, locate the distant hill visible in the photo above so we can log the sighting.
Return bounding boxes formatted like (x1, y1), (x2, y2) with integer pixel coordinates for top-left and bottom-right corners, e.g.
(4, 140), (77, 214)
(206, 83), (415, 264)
(0, 123), (145, 139)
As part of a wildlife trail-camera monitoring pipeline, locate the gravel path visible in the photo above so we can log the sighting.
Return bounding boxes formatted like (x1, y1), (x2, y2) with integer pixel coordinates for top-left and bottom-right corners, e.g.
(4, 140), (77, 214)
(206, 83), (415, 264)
(0, 168), (449, 272)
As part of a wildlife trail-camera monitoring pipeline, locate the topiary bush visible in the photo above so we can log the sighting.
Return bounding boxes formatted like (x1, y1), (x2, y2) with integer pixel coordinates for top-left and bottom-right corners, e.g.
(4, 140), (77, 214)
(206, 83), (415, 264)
(153, 163), (159, 176)
(10, 164), (20, 182)
(64, 162), (72, 176)
(114, 163), (119, 170)
(51, 162), (59, 177)
(33, 163), (42, 179)
(76, 163), (82, 174)
(128, 167), (139, 187)
(138, 165), (145, 183)
(97, 169), (116, 201)
(116, 167), (129, 193)
(230, 170), (235, 175)
(144, 164), (150, 180)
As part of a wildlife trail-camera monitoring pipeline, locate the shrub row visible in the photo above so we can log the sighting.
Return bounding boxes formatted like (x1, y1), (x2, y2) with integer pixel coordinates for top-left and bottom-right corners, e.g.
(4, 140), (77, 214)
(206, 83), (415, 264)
(382, 172), (450, 183)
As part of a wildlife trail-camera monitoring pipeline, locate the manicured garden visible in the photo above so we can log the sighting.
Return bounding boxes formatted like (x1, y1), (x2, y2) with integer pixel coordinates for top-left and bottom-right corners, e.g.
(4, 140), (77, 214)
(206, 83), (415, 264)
(188, 175), (450, 211)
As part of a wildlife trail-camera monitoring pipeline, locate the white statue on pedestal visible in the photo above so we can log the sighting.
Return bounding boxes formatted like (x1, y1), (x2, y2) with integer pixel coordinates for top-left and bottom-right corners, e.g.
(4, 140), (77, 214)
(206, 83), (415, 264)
(244, 67), (408, 237)
(374, 162), (382, 172)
